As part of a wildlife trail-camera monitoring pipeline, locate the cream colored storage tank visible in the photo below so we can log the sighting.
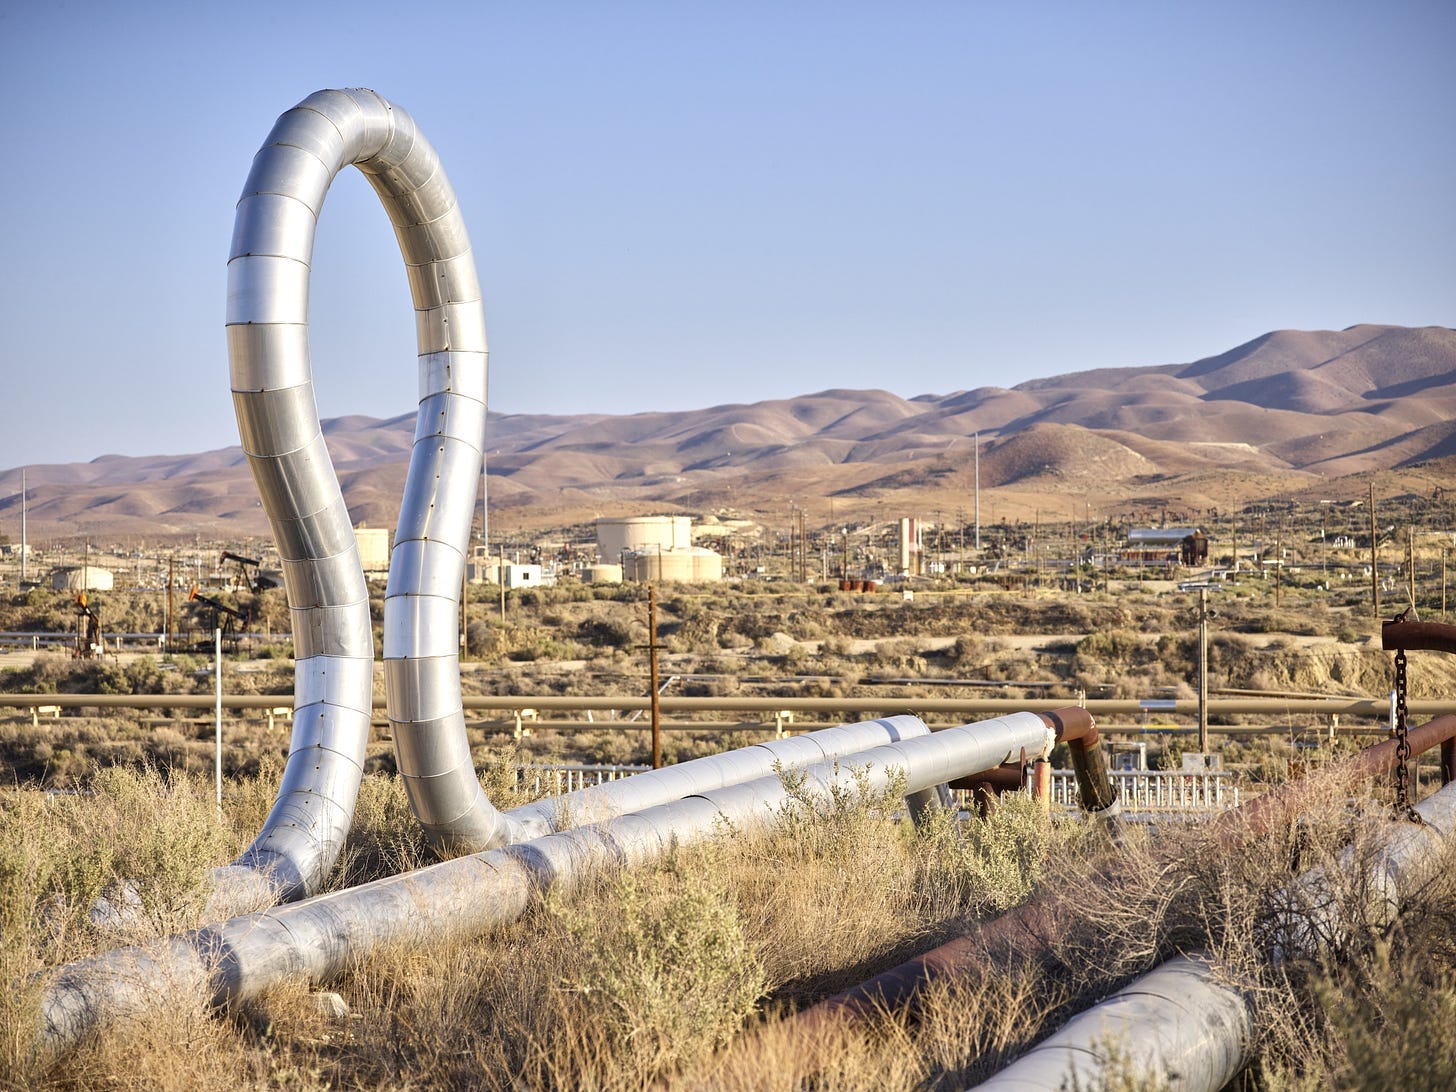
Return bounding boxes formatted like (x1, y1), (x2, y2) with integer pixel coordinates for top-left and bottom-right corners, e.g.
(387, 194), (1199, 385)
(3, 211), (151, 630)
(596, 516), (692, 562)
(50, 567), (115, 592)
(354, 525), (392, 577)
(623, 547), (723, 583)
(582, 563), (624, 584)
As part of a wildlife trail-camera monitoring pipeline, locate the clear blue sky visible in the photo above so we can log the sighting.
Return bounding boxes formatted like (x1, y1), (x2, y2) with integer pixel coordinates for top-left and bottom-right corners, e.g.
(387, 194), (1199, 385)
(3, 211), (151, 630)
(1, 1), (1452, 469)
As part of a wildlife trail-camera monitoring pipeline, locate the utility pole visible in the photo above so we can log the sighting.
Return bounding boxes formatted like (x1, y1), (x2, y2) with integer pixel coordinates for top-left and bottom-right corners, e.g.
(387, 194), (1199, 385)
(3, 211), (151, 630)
(1369, 482), (1380, 620)
(214, 627), (223, 812)
(1198, 587), (1210, 754)
(499, 544), (506, 625)
(973, 431), (981, 551)
(167, 555), (176, 653)
(1408, 525), (1416, 608)
(648, 584), (662, 770)
(19, 468), (26, 586)
(1274, 532), (1282, 608)
(804, 509), (809, 582)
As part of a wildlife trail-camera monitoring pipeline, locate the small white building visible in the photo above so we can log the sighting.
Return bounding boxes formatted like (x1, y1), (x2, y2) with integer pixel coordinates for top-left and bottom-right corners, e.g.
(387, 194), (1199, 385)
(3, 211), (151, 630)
(503, 563), (542, 590)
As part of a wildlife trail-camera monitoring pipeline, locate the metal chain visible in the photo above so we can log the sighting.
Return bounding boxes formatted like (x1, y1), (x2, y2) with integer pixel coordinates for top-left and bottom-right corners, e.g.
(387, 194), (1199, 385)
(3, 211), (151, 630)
(1393, 647), (1422, 824)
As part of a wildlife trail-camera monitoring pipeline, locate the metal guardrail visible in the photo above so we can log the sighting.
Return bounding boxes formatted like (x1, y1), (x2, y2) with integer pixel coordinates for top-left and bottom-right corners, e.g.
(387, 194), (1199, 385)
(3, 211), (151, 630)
(0, 693), (1430, 718)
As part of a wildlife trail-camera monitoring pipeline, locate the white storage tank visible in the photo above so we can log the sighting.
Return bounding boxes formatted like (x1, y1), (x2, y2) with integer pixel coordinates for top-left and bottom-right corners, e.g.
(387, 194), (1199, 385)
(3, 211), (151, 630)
(596, 516), (692, 562)
(50, 567), (115, 592)
(623, 547), (723, 583)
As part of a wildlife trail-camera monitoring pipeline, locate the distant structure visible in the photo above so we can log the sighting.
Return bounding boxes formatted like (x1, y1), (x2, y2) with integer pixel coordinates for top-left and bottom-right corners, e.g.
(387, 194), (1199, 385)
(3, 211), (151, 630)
(596, 516), (692, 562)
(581, 562), (623, 584)
(503, 563), (542, 590)
(354, 525), (391, 577)
(622, 546), (723, 583)
(1124, 528), (1208, 567)
(50, 566), (114, 592)
(899, 517), (923, 576)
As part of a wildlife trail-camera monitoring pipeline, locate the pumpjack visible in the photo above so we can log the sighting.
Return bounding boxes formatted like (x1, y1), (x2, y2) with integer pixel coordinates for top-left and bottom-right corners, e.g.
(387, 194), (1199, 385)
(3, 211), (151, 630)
(189, 586), (250, 652)
(73, 593), (104, 659)
(221, 550), (279, 593)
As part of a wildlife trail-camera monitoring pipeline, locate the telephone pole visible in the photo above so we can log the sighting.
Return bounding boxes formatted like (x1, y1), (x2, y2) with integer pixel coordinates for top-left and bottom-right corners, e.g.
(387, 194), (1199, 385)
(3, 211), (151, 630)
(649, 585), (662, 769)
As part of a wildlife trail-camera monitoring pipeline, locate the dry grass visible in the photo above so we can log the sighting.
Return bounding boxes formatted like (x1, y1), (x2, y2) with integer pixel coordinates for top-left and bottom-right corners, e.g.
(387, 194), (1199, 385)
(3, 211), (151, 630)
(3, 751), (1456, 1088)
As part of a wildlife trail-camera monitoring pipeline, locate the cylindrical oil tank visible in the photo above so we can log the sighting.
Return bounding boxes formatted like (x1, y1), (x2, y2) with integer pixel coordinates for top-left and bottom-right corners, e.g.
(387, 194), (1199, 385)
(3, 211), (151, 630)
(596, 516), (692, 561)
(354, 526), (391, 575)
(622, 547), (723, 583)
(50, 567), (115, 592)
(581, 563), (623, 584)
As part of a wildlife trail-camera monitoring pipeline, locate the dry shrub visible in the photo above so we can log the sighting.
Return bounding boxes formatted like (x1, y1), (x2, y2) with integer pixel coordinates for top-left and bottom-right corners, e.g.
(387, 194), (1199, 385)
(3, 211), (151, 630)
(0, 764), (243, 1085)
(549, 850), (764, 1075)
(328, 774), (432, 889)
(911, 795), (1062, 919)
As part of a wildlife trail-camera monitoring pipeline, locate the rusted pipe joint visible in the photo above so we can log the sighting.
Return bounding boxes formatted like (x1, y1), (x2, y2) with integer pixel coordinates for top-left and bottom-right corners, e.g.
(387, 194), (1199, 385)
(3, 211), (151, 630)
(1382, 620), (1456, 655)
(1040, 706), (1096, 745)
(1040, 707), (1118, 814)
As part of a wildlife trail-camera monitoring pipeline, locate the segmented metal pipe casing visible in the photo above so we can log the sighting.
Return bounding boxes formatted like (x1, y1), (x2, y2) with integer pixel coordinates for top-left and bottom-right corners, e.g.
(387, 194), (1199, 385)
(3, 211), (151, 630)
(505, 714), (933, 836)
(966, 955), (1252, 1092)
(225, 89), (515, 901)
(39, 711), (1052, 1049)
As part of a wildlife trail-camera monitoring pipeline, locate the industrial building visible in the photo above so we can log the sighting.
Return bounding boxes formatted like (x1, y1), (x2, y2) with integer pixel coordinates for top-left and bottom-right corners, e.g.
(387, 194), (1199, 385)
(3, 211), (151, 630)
(1124, 528), (1209, 567)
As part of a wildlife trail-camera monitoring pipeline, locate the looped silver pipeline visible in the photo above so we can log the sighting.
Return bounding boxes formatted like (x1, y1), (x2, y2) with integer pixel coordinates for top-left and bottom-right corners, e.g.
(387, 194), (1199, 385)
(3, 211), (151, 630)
(224, 89), (521, 903)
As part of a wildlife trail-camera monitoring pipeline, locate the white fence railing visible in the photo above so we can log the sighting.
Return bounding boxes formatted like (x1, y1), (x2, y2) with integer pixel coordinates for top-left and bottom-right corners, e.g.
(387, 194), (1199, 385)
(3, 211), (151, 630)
(514, 763), (1241, 815)
(1050, 769), (1240, 812)
(513, 763), (651, 796)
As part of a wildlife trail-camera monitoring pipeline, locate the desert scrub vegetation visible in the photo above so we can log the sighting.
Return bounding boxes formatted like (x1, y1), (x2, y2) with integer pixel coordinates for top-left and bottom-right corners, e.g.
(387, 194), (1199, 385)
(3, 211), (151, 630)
(4, 759), (1093, 1090)
(5, 756), (1456, 1088)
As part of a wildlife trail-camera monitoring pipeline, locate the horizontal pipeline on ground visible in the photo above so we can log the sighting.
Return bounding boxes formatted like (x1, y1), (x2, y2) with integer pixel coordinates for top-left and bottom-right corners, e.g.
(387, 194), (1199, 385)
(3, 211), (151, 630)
(0, 693), (1419, 718)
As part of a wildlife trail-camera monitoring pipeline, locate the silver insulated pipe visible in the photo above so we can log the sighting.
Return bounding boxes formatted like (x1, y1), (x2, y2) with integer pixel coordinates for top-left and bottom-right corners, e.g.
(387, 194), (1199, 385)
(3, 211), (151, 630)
(39, 711), (1051, 1050)
(224, 88), (518, 903)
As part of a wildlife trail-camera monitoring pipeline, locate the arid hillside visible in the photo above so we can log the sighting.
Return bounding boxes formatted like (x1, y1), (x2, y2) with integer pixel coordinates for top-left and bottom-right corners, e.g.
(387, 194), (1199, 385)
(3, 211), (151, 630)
(3, 324), (1454, 538)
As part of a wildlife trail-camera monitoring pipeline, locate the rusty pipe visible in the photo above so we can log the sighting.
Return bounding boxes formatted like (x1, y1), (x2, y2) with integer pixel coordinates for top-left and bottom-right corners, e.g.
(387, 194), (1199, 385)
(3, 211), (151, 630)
(1382, 619), (1456, 654)
(1039, 707), (1117, 813)
(724, 713), (1456, 1085)
(1218, 713), (1456, 840)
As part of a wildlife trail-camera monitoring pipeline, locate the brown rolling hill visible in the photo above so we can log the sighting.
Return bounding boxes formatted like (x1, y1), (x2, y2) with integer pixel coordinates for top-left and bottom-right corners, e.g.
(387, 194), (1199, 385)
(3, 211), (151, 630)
(4, 324), (1455, 539)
